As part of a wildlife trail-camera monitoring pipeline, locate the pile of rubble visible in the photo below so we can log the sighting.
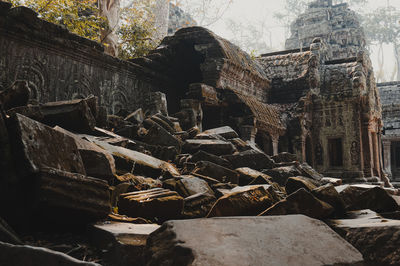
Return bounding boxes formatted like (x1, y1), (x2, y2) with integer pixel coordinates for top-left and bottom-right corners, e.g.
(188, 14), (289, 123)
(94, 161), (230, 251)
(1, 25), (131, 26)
(1, 83), (400, 265)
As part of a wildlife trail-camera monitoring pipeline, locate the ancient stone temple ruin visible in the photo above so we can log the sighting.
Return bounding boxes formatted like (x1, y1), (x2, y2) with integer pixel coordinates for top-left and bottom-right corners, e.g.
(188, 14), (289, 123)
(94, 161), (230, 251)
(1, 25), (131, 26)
(2, 1), (400, 265)
(0, 0), (385, 182)
(261, 0), (383, 180)
(379, 81), (400, 181)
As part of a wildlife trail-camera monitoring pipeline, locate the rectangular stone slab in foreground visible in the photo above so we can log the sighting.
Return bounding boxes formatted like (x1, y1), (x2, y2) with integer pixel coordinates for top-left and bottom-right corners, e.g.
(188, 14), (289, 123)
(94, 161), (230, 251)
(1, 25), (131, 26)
(145, 215), (364, 266)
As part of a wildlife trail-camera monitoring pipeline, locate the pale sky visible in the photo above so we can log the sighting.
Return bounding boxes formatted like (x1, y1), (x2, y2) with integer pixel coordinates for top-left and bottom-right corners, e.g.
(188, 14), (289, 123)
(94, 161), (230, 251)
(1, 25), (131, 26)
(197, 0), (400, 82)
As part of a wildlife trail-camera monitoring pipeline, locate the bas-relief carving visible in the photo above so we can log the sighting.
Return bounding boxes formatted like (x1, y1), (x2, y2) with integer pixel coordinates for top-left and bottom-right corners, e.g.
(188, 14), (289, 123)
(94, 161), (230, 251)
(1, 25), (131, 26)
(315, 142), (323, 165)
(350, 141), (359, 165)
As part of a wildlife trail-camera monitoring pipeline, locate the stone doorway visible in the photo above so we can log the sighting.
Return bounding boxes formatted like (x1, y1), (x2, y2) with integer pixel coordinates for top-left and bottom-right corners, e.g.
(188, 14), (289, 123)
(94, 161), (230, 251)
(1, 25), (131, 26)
(392, 142), (400, 180)
(328, 138), (343, 168)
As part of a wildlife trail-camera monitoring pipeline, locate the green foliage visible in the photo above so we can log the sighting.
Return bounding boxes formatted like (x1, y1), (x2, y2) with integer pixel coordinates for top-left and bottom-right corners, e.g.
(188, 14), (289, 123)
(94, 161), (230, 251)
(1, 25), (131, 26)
(117, 0), (158, 59)
(7, 0), (106, 41)
(6, 0), (158, 59)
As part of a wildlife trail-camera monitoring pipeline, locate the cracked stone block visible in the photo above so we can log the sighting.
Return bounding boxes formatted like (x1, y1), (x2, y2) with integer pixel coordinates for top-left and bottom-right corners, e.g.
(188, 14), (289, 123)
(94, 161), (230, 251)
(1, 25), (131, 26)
(7, 113), (86, 177)
(90, 222), (160, 266)
(40, 98), (97, 133)
(144, 216), (365, 266)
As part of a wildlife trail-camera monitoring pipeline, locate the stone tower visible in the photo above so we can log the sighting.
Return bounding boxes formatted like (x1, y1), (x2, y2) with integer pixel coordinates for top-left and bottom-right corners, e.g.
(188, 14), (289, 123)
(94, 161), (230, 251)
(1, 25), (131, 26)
(285, 0), (366, 60)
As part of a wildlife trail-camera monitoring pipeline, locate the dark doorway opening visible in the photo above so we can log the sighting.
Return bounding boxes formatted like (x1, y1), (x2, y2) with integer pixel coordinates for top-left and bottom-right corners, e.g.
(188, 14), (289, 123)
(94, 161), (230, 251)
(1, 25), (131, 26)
(329, 138), (343, 167)
(166, 40), (205, 114)
(396, 147), (400, 168)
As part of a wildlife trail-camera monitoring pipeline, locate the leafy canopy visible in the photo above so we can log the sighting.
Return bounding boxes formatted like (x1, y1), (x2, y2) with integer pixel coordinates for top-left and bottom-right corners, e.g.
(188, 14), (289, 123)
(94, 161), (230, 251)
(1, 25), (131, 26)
(7, 0), (158, 59)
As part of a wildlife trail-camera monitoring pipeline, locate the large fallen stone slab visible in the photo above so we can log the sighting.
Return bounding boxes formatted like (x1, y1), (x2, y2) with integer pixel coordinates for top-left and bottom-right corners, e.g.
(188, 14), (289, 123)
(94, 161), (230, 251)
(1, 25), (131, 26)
(118, 188), (184, 222)
(223, 149), (275, 170)
(90, 222), (159, 266)
(84, 137), (179, 178)
(183, 139), (236, 156)
(7, 113), (86, 176)
(192, 161), (239, 184)
(40, 98), (97, 133)
(0, 241), (99, 266)
(207, 185), (280, 217)
(329, 210), (400, 266)
(259, 188), (334, 219)
(196, 126), (239, 139)
(145, 215), (365, 266)
(31, 167), (111, 223)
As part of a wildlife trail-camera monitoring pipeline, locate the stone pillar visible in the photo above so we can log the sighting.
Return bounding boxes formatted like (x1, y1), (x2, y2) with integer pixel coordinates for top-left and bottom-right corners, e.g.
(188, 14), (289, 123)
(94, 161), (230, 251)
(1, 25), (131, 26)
(240, 125), (257, 143)
(272, 135), (279, 156)
(383, 140), (392, 178)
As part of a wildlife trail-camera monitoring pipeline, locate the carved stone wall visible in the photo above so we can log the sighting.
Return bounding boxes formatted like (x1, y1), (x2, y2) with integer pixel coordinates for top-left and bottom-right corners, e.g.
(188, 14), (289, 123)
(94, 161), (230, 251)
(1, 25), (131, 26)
(0, 4), (163, 114)
(378, 81), (400, 180)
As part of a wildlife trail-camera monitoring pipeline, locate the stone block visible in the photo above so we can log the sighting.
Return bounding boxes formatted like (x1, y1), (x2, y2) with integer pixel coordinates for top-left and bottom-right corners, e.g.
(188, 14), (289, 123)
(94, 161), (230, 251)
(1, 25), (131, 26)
(312, 184), (346, 217)
(143, 124), (181, 149)
(223, 149), (275, 170)
(207, 185), (280, 217)
(329, 210), (400, 266)
(84, 137), (179, 178)
(0, 241), (99, 266)
(260, 188), (334, 219)
(118, 188), (184, 222)
(196, 126), (239, 139)
(7, 114), (86, 176)
(285, 176), (318, 195)
(54, 126), (116, 181)
(176, 176), (215, 198)
(90, 222), (159, 266)
(183, 193), (217, 219)
(348, 187), (399, 213)
(40, 98), (97, 133)
(145, 216), (365, 266)
(263, 165), (302, 186)
(183, 139), (236, 156)
(189, 150), (233, 169)
(236, 167), (273, 186)
(192, 161), (239, 184)
(32, 167), (111, 223)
